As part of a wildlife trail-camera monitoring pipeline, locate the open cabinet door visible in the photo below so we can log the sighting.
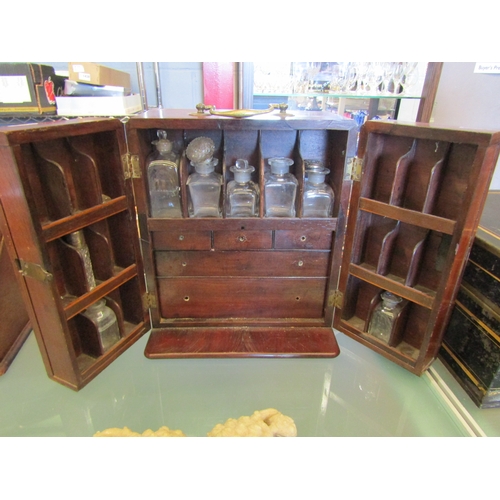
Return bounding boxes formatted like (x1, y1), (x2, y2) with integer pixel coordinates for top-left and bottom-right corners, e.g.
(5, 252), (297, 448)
(0, 201), (30, 375)
(0, 118), (151, 390)
(332, 121), (500, 375)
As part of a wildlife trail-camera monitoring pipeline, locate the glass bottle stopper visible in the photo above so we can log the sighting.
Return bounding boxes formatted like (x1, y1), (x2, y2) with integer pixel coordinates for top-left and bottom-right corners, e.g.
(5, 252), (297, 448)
(269, 157), (294, 175)
(307, 167), (330, 184)
(152, 129), (173, 154)
(304, 159), (324, 171)
(186, 136), (216, 164)
(230, 159), (255, 182)
(381, 291), (402, 306)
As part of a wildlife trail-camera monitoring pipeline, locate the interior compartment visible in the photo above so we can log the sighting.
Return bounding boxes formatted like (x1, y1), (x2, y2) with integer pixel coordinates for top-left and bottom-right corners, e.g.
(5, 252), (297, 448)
(361, 134), (476, 222)
(340, 277), (429, 361)
(298, 129), (349, 218)
(350, 209), (450, 297)
(136, 126), (347, 221)
(18, 131), (126, 226)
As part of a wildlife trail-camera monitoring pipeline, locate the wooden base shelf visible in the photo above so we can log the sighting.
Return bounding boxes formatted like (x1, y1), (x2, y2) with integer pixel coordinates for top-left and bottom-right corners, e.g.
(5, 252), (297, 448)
(144, 326), (340, 358)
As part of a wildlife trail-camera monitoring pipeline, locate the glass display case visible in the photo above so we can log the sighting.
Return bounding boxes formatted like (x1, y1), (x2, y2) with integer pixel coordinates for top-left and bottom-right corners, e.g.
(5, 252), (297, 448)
(250, 62), (442, 124)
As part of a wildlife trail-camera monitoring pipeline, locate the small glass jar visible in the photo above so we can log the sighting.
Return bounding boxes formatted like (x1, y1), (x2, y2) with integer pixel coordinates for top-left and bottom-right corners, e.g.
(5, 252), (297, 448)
(226, 159), (259, 217)
(264, 157), (298, 217)
(368, 291), (404, 343)
(82, 299), (121, 353)
(147, 130), (182, 218)
(302, 166), (334, 217)
(186, 136), (223, 218)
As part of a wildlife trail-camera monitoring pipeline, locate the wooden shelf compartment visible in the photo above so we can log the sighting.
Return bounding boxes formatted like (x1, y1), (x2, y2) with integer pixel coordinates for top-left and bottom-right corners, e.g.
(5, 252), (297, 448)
(18, 128), (125, 227)
(131, 125), (347, 222)
(338, 276), (430, 366)
(359, 131), (480, 223)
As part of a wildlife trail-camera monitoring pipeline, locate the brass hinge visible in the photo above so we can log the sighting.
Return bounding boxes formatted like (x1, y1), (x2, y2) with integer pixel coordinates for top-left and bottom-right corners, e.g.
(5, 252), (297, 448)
(142, 292), (157, 309)
(346, 157), (363, 182)
(121, 153), (141, 179)
(17, 259), (53, 283)
(328, 290), (344, 309)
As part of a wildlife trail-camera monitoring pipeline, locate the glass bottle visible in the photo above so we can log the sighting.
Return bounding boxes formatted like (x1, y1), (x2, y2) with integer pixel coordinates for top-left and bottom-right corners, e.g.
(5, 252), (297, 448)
(367, 291), (404, 343)
(302, 166), (334, 217)
(82, 300), (121, 353)
(67, 230), (120, 353)
(147, 130), (182, 218)
(186, 136), (223, 218)
(264, 157), (298, 217)
(226, 159), (259, 217)
(67, 230), (96, 291)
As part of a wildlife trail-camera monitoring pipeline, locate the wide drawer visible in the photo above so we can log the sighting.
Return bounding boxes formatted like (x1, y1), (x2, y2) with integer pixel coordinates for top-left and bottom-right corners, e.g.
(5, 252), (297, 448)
(157, 277), (328, 319)
(155, 250), (331, 277)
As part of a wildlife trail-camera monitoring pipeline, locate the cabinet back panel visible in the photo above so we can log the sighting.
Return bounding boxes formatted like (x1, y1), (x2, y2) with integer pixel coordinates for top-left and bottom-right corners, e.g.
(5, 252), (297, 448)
(432, 142), (477, 221)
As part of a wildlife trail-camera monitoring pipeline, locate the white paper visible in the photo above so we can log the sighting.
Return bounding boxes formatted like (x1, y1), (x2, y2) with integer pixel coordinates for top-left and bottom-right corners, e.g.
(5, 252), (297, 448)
(72, 64), (85, 72)
(474, 63), (500, 74)
(78, 72), (92, 82)
(0, 75), (32, 103)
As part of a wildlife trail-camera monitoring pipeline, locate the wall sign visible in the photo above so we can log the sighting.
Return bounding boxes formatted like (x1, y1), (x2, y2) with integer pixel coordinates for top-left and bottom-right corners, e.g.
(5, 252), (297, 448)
(474, 63), (500, 74)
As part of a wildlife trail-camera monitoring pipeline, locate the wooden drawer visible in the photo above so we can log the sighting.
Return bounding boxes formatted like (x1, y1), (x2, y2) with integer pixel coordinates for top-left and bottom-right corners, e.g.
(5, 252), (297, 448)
(152, 230), (212, 250)
(157, 277), (328, 319)
(275, 230), (333, 250)
(155, 250), (331, 277)
(213, 230), (273, 250)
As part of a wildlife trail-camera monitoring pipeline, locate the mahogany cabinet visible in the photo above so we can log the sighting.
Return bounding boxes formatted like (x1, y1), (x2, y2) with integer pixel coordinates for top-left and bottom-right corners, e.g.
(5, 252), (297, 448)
(0, 109), (498, 390)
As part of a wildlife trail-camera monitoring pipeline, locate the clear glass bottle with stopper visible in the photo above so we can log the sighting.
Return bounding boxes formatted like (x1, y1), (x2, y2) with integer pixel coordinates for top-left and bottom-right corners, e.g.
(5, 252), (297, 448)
(67, 230), (120, 353)
(147, 129), (182, 218)
(264, 157), (298, 217)
(186, 136), (223, 218)
(302, 161), (334, 217)
(226, 159), (259, 217)
(367, 291), (404, 343)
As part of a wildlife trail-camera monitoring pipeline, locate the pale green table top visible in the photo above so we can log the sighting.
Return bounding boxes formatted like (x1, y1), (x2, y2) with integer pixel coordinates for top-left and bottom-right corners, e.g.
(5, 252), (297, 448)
(1, 328), (498, 437)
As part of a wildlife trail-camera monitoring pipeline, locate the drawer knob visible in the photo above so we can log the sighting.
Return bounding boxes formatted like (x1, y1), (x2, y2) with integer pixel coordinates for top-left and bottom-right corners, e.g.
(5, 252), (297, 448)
(298, 260), (304, 267)
(238, 235), (247, 242)
(300, 235), (307, 242)
(179, 235), (184, 241)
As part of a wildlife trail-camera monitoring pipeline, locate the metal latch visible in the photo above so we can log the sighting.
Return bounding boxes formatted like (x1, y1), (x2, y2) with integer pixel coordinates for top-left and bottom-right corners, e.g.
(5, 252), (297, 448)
(346, 157), (363, 182)
(142, 292), (157, 309)
(328, 290), (344, 309)
(121, 153), (141, 179)
(17, 259), (53, 283)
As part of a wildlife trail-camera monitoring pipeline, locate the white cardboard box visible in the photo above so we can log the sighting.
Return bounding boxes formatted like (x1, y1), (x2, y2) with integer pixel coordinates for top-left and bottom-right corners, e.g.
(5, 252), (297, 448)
(56, 94), (143, 116)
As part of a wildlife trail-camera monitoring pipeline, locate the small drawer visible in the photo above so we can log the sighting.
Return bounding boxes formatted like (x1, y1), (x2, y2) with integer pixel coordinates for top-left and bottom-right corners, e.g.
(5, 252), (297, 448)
(274, 230), (333, 250)
(152, 231), (212, 251)
(213, 230), (273, 250)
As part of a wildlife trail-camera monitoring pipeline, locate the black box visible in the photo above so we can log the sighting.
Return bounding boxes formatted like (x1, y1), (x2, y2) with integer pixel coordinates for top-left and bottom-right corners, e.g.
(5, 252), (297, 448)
(0, 63), (64, 116)
(440, 191), (500, 408)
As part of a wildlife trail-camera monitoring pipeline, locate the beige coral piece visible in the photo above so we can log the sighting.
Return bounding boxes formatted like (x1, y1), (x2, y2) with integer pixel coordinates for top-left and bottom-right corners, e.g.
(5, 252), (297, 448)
(207, 408), (297, 437)
(94, 425), (186, 437)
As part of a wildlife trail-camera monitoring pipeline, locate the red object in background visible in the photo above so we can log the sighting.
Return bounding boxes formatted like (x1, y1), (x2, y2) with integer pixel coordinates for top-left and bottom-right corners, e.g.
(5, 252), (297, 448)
(203, 62), (235, 109)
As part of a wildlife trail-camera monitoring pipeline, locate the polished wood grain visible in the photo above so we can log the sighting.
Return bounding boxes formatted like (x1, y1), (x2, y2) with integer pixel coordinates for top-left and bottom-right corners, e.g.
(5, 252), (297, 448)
(0, 209), (31, 375)
(145, 326), (340, 358)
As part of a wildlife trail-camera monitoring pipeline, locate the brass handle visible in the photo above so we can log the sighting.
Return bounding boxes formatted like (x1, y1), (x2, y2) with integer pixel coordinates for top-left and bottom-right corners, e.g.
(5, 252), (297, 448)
(191, 103), (292, 118)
